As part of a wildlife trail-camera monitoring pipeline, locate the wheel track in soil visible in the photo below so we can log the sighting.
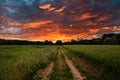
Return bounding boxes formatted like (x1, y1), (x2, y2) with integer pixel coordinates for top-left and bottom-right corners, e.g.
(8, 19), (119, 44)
(34, 62), (54, 80)
(34, 46), (86, 80)
(50, 47), (73, 80)
(61, 47), (86, 80)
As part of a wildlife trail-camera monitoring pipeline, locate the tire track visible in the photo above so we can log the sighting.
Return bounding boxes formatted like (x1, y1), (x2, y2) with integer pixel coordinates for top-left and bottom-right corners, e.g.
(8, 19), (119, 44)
(34, 46), (85, 80)
(63, 47), (100, 79)
(34, 62), (54, 80)
(34, 47), (59, 80)
(61, 48), (86, 80)
(50, 48), (72, 80)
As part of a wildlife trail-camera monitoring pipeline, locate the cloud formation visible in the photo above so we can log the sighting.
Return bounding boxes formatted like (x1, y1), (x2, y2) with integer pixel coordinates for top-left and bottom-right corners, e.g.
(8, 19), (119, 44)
(0, 0), (120, 41)
(0, 27), (22, 34)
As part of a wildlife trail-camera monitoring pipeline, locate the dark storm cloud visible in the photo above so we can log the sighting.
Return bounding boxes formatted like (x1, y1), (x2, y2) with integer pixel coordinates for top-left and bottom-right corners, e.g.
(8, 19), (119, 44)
(0, 0), (120, 41)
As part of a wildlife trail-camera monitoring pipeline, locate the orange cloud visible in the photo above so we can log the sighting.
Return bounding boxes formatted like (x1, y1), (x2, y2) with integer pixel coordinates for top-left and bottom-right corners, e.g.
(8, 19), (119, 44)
(22, 20), (53, 29)
(48, 7), (55, 11)
(88, 28), (100, 34)
(73, 12), (96, 21)
(23, 30), (70, 42)
(80, 13), (96, 20)
(0, 33), (24, 40)
(39, 4), (66, 13)
(85, 21), (97, 26)
(55, 6), (66, 13)
(25, 31), (89, 42)
(97, 14), (112, 22)
(1, 17), (120, 42)
(41, 34), (69, 42)
(39, 4), (51, 10)
(87, 26), (120, 36)
(102, 27), (111, 30)
(39, 4), (56, 12)
(70, 33), (89, 40)
(0, 34), (3, 37)
(102, 26), (120, 31)
(113, 26), (120, 31)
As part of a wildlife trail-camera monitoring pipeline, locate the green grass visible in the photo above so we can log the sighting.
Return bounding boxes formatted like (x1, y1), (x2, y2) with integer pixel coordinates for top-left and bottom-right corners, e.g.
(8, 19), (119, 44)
(64, 45), (120, 80)
(50, 49), (72, 80)
(0, 45), (57, 80)
(1, 45), (120, 80)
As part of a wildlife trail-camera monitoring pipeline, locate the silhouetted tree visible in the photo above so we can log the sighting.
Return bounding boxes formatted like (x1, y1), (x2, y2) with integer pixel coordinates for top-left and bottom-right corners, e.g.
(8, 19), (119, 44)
(55, 40), (63, 45)
(44, 40), (54, 45)
(102, 33), (120, 44)
(0, 33), (120, 45)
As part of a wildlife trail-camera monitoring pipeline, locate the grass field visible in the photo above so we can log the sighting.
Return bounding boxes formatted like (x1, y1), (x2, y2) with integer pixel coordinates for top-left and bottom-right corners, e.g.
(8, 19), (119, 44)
(65, 45), (120, 80)
(0, 45), (120, 80)
(0, 45), (57, 80)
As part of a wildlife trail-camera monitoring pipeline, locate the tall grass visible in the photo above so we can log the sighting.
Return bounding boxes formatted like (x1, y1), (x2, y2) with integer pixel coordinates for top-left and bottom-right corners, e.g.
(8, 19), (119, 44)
(65, 45), (120, 80)
(50, 49), (72, 80)
(0, 45), (57, 80)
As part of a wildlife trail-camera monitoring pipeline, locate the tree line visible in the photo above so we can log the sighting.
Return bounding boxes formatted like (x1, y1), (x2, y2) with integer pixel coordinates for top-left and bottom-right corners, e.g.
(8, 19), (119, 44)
(0, 33), (120, 45)
(64, 33), (120, 45)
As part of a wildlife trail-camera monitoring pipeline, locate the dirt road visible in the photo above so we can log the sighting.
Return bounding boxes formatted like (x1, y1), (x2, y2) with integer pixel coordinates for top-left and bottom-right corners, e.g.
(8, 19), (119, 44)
(34, 46), (85, 80)
(34, 62), (54, 80)
(62, 49), (85, 80)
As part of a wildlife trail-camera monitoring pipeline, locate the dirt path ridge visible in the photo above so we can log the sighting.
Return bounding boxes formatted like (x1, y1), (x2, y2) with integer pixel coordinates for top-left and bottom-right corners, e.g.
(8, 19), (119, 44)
(62, 49), (86, 80)
(34, 62), (54, 80)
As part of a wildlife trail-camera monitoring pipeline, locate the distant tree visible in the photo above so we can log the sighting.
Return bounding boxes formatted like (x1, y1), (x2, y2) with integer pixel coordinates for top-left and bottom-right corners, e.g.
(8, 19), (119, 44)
(102, 33), (120, 44)
(55, 40), (63, 45)
(0, 39), (45, 45)
(89, 38), (102, 44)
(44, 40), (53, 45)
(0, 33), (120, 45)
(70, 39), (78, 44)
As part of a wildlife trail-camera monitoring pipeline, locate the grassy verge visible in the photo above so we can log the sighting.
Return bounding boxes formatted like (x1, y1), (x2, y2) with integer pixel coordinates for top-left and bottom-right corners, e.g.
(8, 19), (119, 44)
(64, 47), (100, 80)
(64, 45), (120, 80)
(0, 45), (57, 80)
(50, 49), (72, 80)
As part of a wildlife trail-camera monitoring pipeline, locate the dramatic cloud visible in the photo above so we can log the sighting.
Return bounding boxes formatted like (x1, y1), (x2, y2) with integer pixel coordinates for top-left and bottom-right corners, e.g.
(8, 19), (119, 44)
(22, 20), (53, 29)
(39, 4), (52, 10)
(0, 0), (120, 41)
(55, 6), (66, 13)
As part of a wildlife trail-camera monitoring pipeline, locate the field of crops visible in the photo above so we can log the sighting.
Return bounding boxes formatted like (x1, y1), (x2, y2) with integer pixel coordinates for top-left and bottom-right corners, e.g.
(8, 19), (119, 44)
(0, 45), (57, 80)
(65, 45), (120, 80)
(0, 45), (120, 80)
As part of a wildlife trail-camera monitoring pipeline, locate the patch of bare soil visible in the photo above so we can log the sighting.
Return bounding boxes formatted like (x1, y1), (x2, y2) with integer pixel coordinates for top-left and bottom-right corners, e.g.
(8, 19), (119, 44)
(62, 49), (86, 80)
(34, 62), (54, 80)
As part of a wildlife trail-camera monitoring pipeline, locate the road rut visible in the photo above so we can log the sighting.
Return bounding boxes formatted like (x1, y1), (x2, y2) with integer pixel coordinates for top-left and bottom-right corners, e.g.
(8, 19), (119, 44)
(62, 49), (85, 80)
(34, 62), (54, 80)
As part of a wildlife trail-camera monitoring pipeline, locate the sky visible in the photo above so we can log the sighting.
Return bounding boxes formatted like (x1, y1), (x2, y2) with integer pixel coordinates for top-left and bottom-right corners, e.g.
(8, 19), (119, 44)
(0, 0), (120, 42)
